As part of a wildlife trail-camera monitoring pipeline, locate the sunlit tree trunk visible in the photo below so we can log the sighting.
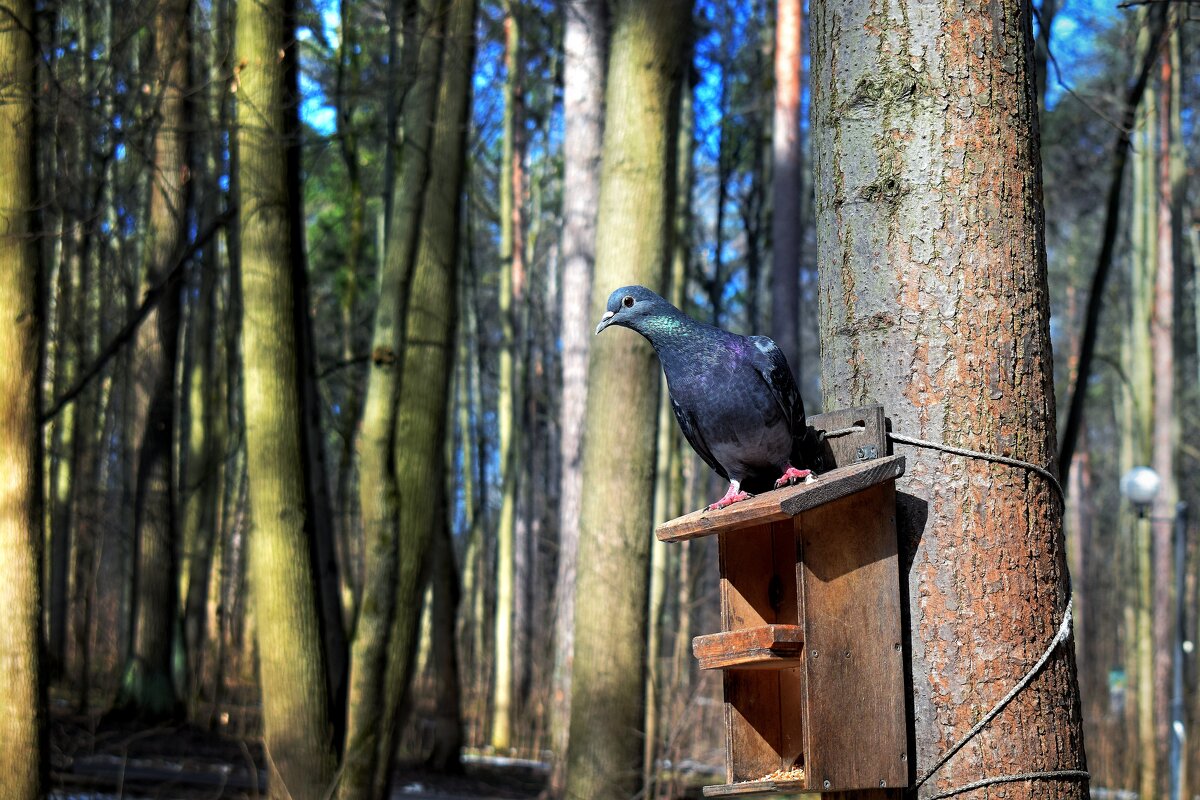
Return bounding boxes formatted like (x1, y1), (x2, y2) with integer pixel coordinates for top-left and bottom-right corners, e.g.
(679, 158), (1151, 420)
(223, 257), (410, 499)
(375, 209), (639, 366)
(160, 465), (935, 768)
(644, 94), (692, 790)
(565, 2), (690, 797)
(235, 0), (337, 793)
(119, 0), (193, 719)
(0, 0), (44, 794)
(339, 0), (446, 794)
(549, 0), (606, 790)
(771, 0), (802, 369)
(812, 2), (1088, 798)
(371, 0), (476, 792)
(492, 2), (524, 752)
(1129, 23), (1157, 795)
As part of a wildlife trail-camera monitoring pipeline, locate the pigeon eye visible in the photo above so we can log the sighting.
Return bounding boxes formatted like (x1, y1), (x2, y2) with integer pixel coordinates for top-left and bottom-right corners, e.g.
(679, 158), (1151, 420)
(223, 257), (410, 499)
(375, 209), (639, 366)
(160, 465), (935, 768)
(622, 295), (635, 309)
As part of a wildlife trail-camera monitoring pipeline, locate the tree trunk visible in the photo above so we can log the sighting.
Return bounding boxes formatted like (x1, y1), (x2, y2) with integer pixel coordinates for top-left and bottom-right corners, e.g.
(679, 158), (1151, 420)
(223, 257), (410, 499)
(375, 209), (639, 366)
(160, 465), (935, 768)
(119, 0), (193, 720)
(339, 0), (447, 794)
(1033, 0), (1057, 115)
(371, 0), (476, 792)
(288, 26), (348, 738)
(549, 0), (606, 789)
(1056, 6), (1166, 483)
(1129, 23), (1157, 796)
(492, 3), (525, 752)
(770, 0), (802, 370)
(0, 0), (45, 793)
(180, 219), (220, 718)
(565, 2), (690, 797)
(811, 2), (1088, 798)
(426, 508), (464, 772)
(1149, 20), (1179, 799)
(235, 0), (337, 793)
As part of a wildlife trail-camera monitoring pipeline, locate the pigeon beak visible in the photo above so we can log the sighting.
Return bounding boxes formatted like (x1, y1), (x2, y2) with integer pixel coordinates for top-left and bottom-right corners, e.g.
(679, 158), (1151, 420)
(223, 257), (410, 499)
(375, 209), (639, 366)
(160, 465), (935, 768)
(595, 310), (616, 335)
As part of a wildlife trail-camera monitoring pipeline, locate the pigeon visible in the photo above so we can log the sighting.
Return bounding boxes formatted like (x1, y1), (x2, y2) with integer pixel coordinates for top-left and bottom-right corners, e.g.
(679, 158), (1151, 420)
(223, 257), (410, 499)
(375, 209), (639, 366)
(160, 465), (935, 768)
(595, 285), (820, 511)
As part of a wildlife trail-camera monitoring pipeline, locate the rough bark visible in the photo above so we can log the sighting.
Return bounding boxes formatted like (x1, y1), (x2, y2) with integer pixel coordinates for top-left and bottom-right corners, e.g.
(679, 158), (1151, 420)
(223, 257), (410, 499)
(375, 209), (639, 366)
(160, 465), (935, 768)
(549, 0), (606, 790)
(811, 1), (1088, 798)
(371, 0), (475, 792)
(0, 0), (45, 794)
(119, 0), (193, 719)
(339, 0), (446, 795)
(565, 2), (689, 798)
(235, 0), (337, 793)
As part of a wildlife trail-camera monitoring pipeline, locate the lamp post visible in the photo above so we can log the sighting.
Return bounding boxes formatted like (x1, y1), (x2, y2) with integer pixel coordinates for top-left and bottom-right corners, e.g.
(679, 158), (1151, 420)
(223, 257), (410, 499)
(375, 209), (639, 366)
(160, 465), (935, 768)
(1119, 467), (1189, 800)
(1120, 466), (1161, 517)
(1170, 501), (1189, 800)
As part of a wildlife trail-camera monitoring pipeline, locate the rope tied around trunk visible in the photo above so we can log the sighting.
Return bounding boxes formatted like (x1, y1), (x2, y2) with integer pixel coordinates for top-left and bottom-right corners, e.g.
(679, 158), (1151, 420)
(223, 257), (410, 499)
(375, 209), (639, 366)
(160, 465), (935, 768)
(821, 424), (1086, 797)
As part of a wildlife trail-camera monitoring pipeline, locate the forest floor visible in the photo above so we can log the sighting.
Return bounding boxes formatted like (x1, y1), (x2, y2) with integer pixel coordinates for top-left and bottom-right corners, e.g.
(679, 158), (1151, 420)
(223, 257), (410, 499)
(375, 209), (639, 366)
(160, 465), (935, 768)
(48, 711), (546, 800)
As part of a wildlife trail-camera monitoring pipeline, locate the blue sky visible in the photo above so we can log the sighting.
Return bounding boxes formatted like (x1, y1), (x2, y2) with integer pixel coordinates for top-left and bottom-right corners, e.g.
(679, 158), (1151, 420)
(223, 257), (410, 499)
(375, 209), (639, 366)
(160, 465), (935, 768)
(299, 1), (1121, 134)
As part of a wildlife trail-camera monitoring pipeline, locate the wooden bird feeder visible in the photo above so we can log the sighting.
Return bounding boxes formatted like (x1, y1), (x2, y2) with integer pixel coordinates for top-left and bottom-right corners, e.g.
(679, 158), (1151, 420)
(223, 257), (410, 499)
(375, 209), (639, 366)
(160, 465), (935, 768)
(656, 405), (910, 796)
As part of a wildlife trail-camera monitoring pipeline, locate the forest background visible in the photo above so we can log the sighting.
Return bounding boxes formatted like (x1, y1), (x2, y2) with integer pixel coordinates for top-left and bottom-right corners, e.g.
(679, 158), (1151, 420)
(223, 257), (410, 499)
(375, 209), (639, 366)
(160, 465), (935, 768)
(0, 0), (1198, 798)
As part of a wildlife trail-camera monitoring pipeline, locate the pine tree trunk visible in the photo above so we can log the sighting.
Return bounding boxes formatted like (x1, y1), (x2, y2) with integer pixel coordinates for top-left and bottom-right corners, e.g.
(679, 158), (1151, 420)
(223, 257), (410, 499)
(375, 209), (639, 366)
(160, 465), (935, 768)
(371, 0), (476, 792)
(549, 0), (606, 790)
(770, 0), (802, 370)
(811, 2), (1088, 797)
(235, 0), (337, 793)
(1149, 19), (1180, 799)
(120, 0), (193, 719)
(565, 2), (690, 797)
(0, 0), (44, 793)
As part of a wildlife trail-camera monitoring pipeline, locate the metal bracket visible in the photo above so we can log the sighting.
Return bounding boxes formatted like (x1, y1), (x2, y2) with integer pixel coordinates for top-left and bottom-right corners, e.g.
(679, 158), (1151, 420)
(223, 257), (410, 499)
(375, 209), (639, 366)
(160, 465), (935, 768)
(856, 444), (879, 462)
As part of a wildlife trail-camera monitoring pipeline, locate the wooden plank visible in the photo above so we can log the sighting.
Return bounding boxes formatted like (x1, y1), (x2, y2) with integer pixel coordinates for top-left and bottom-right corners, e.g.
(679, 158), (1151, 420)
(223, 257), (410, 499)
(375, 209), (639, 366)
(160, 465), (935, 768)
(693, 625), (804, 670)
(657, 455), (905, 542)
(720, 526), (778, 629)
(808, 404), (887, 471)
(773, 519), (800, 625)
(702, 782), (902, 798)
(702, 777), (808, 797)
(725, 670), (786, 783)
(718, 523), (806, 783)
(799, 482), (909, 791)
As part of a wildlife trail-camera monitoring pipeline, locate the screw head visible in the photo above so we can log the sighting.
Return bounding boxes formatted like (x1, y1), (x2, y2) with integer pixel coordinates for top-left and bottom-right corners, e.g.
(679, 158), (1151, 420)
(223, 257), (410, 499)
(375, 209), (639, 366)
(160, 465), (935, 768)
(823, 780), (831, 789)
(811, 649), (818, 659)
(880, 780), (887, 787)
(901, 752), (908, 761)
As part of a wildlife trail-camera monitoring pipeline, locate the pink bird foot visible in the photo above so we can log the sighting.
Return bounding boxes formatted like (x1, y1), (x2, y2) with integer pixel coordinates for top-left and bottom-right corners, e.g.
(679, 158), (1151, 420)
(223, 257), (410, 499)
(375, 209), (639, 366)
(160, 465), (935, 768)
(707, 481), (752, 511)
(774, 465), (815, 489)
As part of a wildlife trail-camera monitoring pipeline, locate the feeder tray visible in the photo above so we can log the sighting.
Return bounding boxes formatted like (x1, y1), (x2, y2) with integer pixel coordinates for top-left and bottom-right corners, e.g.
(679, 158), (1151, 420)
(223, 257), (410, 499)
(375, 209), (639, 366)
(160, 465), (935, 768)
(656, 405), (911, 797)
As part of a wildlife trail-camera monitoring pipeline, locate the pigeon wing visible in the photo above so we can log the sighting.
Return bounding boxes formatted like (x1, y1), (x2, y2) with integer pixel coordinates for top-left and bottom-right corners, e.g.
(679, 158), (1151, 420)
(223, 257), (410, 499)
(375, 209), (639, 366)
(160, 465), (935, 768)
(669, 394), (729, 481)
(746, 335), (805, 429)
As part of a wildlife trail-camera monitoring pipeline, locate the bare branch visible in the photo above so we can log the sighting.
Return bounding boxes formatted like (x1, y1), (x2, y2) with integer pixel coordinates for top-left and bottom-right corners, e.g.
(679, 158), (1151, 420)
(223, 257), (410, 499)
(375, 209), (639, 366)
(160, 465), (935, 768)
(40, 208), (234, 424)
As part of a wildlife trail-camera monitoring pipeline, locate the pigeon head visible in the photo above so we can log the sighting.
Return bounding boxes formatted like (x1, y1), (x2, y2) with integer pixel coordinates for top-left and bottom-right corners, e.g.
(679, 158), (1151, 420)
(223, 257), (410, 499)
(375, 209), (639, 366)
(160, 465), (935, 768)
(594, 285), (680, 337)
